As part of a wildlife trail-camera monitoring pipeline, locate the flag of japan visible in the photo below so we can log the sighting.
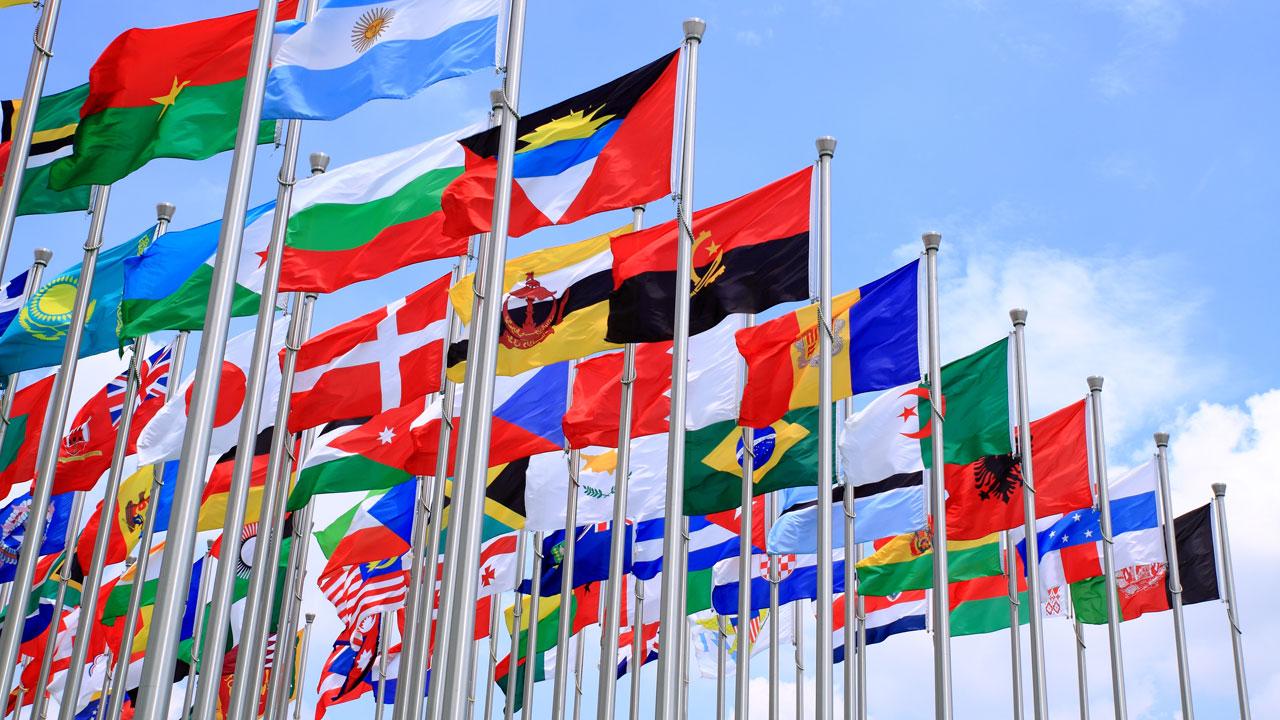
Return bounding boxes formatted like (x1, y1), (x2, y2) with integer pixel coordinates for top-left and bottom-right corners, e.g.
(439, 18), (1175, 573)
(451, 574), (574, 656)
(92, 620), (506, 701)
(289, 273), (450, 433)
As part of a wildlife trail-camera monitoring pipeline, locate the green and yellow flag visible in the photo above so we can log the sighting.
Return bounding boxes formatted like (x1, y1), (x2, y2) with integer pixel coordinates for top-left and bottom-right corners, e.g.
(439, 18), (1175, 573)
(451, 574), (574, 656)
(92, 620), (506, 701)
(1, 84), (90, 215)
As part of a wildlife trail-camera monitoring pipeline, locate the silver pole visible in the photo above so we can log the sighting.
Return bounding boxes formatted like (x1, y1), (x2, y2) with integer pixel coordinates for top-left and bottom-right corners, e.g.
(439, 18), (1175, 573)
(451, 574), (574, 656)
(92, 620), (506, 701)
(552, 367), (583, 720)
(228, 292), (318, 720)
(28, 491), (87, 720)
(522, 532), (545, 715)
(766, 493), (780, 720)
(841, 402), (856, 720)
(734, 309), (756, 720)
(628, 577), (645, 720)
(106, 325), (190, 720)
(292, 614), (316, 720)
(180, 541), (217, 719)
(814, 135), (836, 720)
(716, 616), (728, 720)
(0, 0), (63, 284)
(1153, 433), (1194, 719)
(793, 601), (804, 720)
(0, 248), (53, 454)
(854, 542), (866, 720)
(264, 490), (316, 720)
(133, 0), (285, 711)
(374, 609), (392, 720)
(922, 231), (954, 719)
(680, 619), (691, 720)
(0, 183), (110, 702)
(655, 20), (704, 720)
(596, 204), (646, 720)
(1085, 376), (1127, 720)
(571, 622), (586, 720)
(94, 649), (113, 720)
(431, 0), (529, 707)
(503, 532), (527, 720)
(13, 679), (25, 720)
(1211, 483), (1251, 720)
(1009, 309), (1049, 719)
(1071, 587), (1090, 720)
(482, 589), (503, 720)
(1004, 531), (1025, 720)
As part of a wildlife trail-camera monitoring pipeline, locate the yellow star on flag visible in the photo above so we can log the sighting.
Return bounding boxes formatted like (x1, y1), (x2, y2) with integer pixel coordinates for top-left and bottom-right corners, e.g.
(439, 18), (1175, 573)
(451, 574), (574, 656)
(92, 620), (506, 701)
(151, 76), (191, 120)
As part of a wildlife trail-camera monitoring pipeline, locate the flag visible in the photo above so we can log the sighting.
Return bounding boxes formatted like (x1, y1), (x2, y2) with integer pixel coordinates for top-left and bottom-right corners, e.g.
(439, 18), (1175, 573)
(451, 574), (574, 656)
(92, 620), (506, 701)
(73, 464), (164, 570)
(290, 273), (450, 432)
(279, 126), (475, 294)
(950, 568), (1029, 637)
(523, 523), (630, 596)
(690, 606), (788, 679)
(0, 226), (154, 375)
(0, 374), (54, 495)
(197, 427), (277, 531)
(0, 84), (90, 216)
(710, 550), (846, 615)
(923, 337), (1012, 471)
(442, 49), (679, 238)
(0, 270), (32, 335)
(855, 530), (1003, 597)
(288, 416), (413, 512)
(430, 459), (528, 543)
(632, 512), (745, 614)
(100, 542), (165, 624)
(321, 482), (415, 570)
(119, 201), (276, 337)
(315, 612), (386, 717)
(736, 260), (921, 427)
(315, 489), (388, 559)
(318, 554), (410, 631)
(135, 317), (288, 464)
(263, 0), (499, 121)
(945, 398), (1092, 540)
(523, 434), (666, 532)
(47, 2), (296, 190)
(832, 590), (926, 662)
(446, 226), (630, 379)
(562, 315), (743, 449)
(1, 1), (34, 8)
(1170, 503), (1220, 606)
(615, 620), (660, 679)
(0, 491), (73, 583)
(607, 169), (812, 344)
(475, 532), (520, 598)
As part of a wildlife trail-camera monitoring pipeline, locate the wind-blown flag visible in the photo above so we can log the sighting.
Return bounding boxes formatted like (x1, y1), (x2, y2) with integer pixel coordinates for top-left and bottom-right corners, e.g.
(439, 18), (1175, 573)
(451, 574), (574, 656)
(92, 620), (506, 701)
(442, 50), (679, 239)
(197, 427), (276, 531)
(523, 434), (666, 532)
(263, 0), (499, 121)
(0, 270), (31, 335)
(290, 273), (450, 432)
(0, 225), (154, 375)
(632, 509), (750, 614)
(0, 374), (53, 495)
(607, 169), (813, 344)
(711, 550), (846, 615)
(1170, 503), (1220, 606)
(1, 84), (91, 216)
(48, 1), (296, 190)
(736, 260), (921, 427)
(73, 464), (170, 570)
(446, 226), (629, 379)
(950, 565), (1029, 637)
(0, 491), (73, 583)
(120, 202), (275, 337)
(318, 555), (410, 632)
(279, 126), (476, 293)
(922, 337), (1012, 476)
(288, 416), (412, 512)
(832, 590), (926, 662)
(523, 523), (631, 596)
(321, 482), (415, 570)
(855, 530), (1003, 597)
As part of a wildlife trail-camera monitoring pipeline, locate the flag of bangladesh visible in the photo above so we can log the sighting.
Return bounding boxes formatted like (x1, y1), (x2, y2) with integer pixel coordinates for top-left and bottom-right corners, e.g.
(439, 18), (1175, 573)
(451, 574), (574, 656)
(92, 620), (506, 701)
(48, 1), (297, 190)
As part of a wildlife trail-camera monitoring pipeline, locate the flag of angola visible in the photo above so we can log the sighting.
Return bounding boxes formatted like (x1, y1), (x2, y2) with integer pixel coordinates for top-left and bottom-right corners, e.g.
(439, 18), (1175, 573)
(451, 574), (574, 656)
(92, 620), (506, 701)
(48, 0), (298, 190)
(607, 168), (813, 344)
(441, 49), (680, 239)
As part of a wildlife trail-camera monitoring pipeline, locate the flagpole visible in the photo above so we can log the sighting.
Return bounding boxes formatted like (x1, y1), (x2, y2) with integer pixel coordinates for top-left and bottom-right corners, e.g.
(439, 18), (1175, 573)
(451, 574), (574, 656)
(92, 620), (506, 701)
(794, 600), (805, 720)
(483, 591), (503, 720)
(1068, 584), (1089, 720)
(572, 624), (587, 720)
(596, 204), (646, 720)
(854, 542), (867, 720)
(522, 531), (546, 715)
(628, 577), (645, 720)
(812, 135), (837, 720)
(227, 291), (318, 720)
(292, 613), (315, 720)
(921, 231), (954, 719)
(1085, 376), (1127, 720)
(373, 609), (392, 720)
(766, 492), (780, 720)
(27, 490), (87, 720)
(552, 366), (583, 720)
(681, 618), (691, 720)
(1004, 531), (1025, 720)
(734, 311), (756, 720)
(133, 0), (285, 710)
(0, 247), (52, 453)
(1153, 433), (1194, 719)
(179, 541), (217, 719)
(503, 532), (527, 720)
(95, 649), (115, 720)
(11, 678), (24, 720)
(1008, 309), (1049, 718)
(0, 182), (110, 703)
(716, 615), (728, 720)
(105, 320), (190, 720)
(655, 21), (705, 720)
(839, 398), (857, 720)
(1211, 483), (1252, 720)
(264, 466), (319, 720)
(0, 0), (63, 284)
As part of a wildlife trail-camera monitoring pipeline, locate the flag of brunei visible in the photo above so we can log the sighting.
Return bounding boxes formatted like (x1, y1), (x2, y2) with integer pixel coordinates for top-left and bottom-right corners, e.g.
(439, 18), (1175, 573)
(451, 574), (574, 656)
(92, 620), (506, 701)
(607, 168), (813, 344)
(441, 49), (680, 239)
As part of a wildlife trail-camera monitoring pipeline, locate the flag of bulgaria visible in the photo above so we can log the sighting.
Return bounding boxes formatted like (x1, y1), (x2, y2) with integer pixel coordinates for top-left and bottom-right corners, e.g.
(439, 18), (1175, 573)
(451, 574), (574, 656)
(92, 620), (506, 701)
(48, 1), (296, 190)
(854, 531), (1003, 597)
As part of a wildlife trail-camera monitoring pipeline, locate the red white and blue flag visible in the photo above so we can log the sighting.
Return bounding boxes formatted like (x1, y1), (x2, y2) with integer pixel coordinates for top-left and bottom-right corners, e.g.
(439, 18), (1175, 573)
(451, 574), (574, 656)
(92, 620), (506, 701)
(832, 589), (926, 663)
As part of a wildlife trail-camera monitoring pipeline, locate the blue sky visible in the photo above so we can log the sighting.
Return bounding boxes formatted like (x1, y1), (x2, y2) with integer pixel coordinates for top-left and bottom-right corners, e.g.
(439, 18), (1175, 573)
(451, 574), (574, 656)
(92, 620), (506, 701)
(2, 1), (1278, 718)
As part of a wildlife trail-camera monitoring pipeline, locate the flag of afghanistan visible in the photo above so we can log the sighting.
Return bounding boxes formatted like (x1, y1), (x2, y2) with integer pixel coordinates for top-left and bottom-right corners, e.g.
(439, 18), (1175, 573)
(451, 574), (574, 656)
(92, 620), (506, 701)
(49, 0), (298, 191)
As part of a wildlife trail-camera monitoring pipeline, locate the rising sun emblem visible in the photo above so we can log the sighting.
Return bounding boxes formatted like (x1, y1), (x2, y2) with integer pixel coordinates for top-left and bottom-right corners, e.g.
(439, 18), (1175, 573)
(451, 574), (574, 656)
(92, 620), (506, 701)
(351, 8), (394, 53)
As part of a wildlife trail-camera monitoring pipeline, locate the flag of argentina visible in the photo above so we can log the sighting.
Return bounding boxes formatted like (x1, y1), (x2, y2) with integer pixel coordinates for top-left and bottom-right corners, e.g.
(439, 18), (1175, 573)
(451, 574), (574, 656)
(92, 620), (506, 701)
(263, 0), (500, 121)
(0, 269), (30, 336)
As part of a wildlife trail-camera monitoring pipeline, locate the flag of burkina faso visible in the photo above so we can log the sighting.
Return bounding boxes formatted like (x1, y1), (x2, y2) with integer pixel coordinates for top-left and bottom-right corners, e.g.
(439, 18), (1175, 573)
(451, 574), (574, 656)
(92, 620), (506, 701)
(48, 0), (298, 190)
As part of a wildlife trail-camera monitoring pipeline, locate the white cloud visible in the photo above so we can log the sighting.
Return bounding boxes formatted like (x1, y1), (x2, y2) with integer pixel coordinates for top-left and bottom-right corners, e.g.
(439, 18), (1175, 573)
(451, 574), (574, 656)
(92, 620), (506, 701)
(1086, 0), (1188, 97)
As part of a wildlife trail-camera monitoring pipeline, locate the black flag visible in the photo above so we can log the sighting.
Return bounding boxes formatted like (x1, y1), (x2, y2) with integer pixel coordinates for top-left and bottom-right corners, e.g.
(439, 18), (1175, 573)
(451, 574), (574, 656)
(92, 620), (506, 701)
(1170, 503), (1220, 606)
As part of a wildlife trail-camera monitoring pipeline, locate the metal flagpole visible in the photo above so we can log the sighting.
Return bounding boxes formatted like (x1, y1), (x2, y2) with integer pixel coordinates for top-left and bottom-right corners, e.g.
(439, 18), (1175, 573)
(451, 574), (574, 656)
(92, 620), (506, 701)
(1211, 483), (1252, 720)
(228, 292), (318, 720)
(793, 601), (804, 720)
(716, 616), (728, 720)
(628, 577), (645, 720)
(0, 0), (63, 284)
(264, 479), (318, 720)
(374, 609), (392, 720)
(572, 622), (587, 720)
(922, 231), (954, 719)
(1069, 585), (1090, 720)
(431, 0), (530, 707)
(766, 494), (780, 720)
(133, 0), (285, 712)
(522, 532), (546, 715)
(180, 541), (217, 719)
(1004, 531), (1025, 720)
(1009, 309), (1049, 719)
(0, 183), (110, 702)
(106, 323), (190, 720)
(291, 614), (316, 720)
(0, 248), (52, 453)
(95, 649), (114, 720)
(854, 542), (867, 720)
(839, 397), (856, 720)
(596, 204), (646, 719)
(12, 680), (25, 720)
(503, 532), (527, 720)
(656, 21), (705, 720)
(814, 136), (836, 720)
(552, 365), (583, 720)
(680, 619), (691, 720)
(28, 491), (87, 720)
(1085, 376), (1127, 720)
(483, 591), (503, 720)
(735, 310), (756, 720)
(1153, 433), (1194, 719)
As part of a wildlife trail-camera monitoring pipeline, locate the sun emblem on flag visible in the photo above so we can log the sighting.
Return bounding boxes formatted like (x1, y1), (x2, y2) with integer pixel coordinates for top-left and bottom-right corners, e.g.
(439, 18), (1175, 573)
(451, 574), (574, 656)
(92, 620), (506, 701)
(19, 275), (95, 341)
(351, 8), (394, 53)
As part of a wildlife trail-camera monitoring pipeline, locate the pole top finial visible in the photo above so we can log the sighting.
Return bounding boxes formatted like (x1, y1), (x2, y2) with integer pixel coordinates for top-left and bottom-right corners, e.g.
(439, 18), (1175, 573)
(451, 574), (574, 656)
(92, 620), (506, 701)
(1154, 431), (1170, 447)
(489, 88), (505, 109)
(1212, 482), (1226, 497)
(631, 204), (646, 213)
(815, 136), (837, 157)
(683, 17), (706, 41)
(125, 555), (136, 566)
(309, 152), (330, 175)
(32, 247), (52, 265)
(1009, 308), (1028, 325)
(305, 612), (316, 622)
(1087, 375), (1104, 391)
(155, 202), (176, 223)
(922, 231), (942, 251)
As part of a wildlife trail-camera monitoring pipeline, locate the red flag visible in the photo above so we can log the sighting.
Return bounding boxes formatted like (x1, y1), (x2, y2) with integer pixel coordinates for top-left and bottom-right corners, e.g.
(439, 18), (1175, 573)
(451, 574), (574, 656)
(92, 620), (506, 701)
(561, 341), (673, 449)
